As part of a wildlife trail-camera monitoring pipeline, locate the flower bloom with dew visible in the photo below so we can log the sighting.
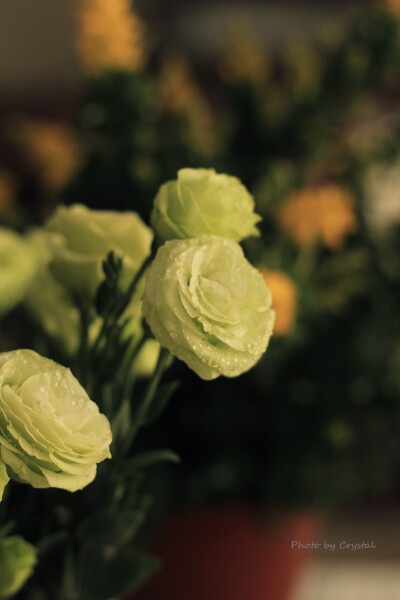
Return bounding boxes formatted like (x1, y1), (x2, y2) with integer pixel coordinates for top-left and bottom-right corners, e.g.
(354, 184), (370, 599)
(151, 168), (261, 243)
(143, 235), (275, 380)
(45, 204), (153, 304)
(0, 350), (112, 493)
(258, 267), (298, 336)
(75, 0), (147, 75)
(0, 228), (41, 317)
(11, 118), (84, 194)
(0, 536), (37, 599)
(276, 184), (358, 249)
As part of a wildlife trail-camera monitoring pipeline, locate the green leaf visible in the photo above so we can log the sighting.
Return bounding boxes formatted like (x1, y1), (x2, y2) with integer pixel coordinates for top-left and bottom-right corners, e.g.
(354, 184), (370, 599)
(79, 547), (160, 600)
(144, 381), (180, 424)
(119, 449), (180, 472)
(77, 510), (145, 548)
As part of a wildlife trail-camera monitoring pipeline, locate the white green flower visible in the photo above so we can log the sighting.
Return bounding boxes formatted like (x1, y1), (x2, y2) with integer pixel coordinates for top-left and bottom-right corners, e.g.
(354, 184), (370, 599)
(142, 235), (274, 380)
(0, 228), (40, 317)
(0, 456), (8, 502)
(24, 238), (83, 355)
(151, 168), (261, 242)
(0, 349), (112, 493)
(0, 536), (37, 599)
(45, 204), (153, 303)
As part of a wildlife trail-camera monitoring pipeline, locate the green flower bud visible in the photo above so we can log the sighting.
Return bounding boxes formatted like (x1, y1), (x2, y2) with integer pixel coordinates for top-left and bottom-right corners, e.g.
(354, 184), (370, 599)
(0, 536), (37, 598)
(0, 228), (40, 317)
(45, 204), (153, 304)
(151, 168), (261, 242)
(142, 235), (274, 380)
(132, 339), (160, 378)
(0, 350), (112, 492)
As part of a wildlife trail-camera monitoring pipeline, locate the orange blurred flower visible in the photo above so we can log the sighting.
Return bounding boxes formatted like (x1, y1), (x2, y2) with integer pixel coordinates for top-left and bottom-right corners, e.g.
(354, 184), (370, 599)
(219, 25), (269, 84)
(14, 119), (84, 194)
(160, 56), (218, 157)
(276, 185), (358, 249)
(75, 0), (146, 75)
(259, 267), (297, 336)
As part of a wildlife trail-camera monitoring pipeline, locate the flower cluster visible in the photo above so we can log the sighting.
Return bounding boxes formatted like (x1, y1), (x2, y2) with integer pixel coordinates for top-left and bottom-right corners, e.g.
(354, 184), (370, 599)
(0, 167), (272, 500)
(0, 167), (274, 598)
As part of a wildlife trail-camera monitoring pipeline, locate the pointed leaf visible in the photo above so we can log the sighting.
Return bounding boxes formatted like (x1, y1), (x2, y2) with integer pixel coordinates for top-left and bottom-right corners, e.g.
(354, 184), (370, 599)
(144, 381), (180, 424)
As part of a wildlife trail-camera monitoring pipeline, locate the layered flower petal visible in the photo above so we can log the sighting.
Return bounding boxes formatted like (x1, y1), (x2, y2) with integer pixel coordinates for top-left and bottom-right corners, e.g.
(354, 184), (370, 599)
(143, 235), (274, 380)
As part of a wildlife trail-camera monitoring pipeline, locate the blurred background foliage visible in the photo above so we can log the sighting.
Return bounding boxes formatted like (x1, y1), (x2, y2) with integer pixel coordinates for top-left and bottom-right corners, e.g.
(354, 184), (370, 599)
(2, 0), (400, 515)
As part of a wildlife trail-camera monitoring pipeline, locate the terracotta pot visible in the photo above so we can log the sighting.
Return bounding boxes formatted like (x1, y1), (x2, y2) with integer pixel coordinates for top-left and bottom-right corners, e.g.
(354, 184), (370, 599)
(133, 504), (322, 600)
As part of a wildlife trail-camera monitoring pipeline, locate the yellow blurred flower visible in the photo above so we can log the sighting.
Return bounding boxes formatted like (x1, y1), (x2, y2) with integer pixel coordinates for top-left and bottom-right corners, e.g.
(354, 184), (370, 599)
(0, 170), (16, 214)
(75, 0), (146, 75)
(160, 56), (218, 157)
(276, 185), (358, 249)
(13, 119), (84, 194)
(219, 25), (269, 84)
(259, 267), (298, 336)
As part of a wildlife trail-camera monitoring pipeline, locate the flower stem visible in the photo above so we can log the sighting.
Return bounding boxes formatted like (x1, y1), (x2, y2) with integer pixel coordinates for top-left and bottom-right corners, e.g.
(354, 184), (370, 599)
(128, 347), (170, 448)
(90, 252), (155, 360)
(77, 304), (90, 386)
